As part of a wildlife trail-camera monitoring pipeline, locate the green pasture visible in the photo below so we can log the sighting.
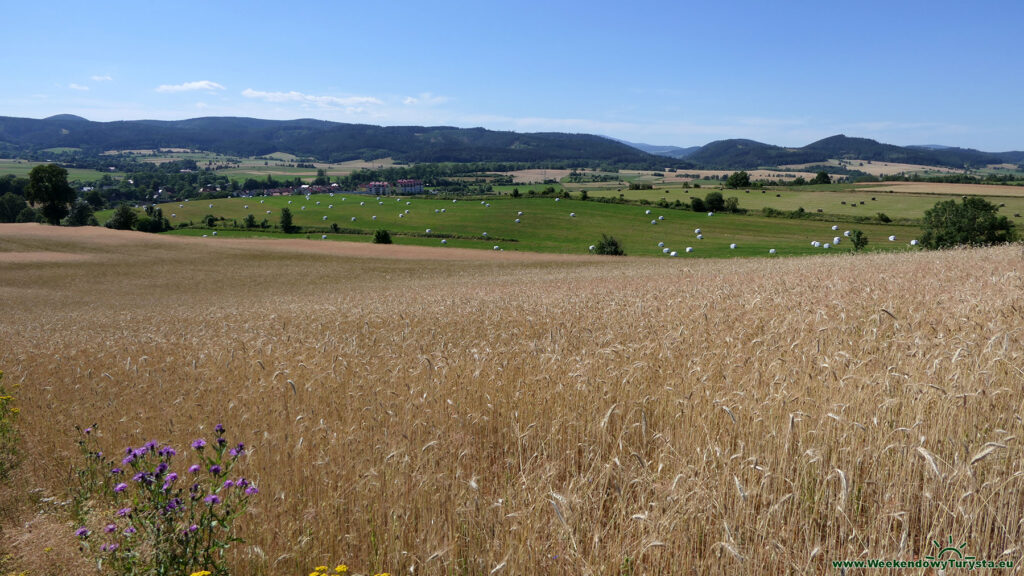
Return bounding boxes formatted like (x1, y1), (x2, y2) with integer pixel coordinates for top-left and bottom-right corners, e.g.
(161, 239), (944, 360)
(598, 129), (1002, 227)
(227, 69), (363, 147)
(99, 193), (923, 258)
(578, 185), (1024, 223)
(0, 159), (118, 181)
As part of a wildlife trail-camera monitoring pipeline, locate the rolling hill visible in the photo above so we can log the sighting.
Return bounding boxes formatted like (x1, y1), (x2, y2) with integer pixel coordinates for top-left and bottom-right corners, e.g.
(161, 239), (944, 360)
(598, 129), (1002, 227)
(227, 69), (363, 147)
(0, 115), (668, 166)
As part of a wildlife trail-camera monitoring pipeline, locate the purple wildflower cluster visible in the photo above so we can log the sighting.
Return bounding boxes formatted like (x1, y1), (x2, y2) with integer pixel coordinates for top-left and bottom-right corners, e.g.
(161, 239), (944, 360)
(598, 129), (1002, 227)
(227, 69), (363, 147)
(73, 423), (257, 574)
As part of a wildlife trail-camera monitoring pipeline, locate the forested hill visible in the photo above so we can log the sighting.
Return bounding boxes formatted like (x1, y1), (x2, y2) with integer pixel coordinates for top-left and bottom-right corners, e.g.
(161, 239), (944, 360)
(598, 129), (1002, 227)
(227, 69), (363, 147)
(0, 115), (671, 166)
(684, 134), (1024, 169)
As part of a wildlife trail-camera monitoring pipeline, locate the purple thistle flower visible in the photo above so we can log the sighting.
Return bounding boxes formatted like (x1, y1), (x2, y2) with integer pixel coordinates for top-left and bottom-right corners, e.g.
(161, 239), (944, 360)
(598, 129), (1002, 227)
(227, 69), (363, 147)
(125, 446), (134, 455)
(204, 494), (221, 505)
(114, 483), (128, 493)
(229, 442), (245, 457)
(111, 467), (122, 475)
(209, 465), (222, 475)
(215, 423), (225, 435)
(132, 472), (146, 483)
(188, 464), (200, 474)
(122, 454), (135, 466)
(124, 526), (136, 535)
(191, 439), (206, 450)
(104, 524), (117, 533)
(183, 524), (199, 535)
(106, 542), (119, 552)
(244, 485), (258, 496)
(235, 478), (248, 488)
(158, 446), (176, 457)
(166, 472), (178, 483)
(155, 461), (168, 475)
(75, 527), (90, 538)
(216, 437), (227, 446)
(223, 479), (234, 488)
(117, 507), (131, 517)
(84, 427), (93, 435)
(144, 440), (158, 452)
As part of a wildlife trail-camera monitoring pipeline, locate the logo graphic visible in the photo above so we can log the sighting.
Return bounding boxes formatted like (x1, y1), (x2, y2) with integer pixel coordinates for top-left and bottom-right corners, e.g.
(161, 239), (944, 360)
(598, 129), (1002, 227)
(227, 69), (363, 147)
(925, 536), (976, 562)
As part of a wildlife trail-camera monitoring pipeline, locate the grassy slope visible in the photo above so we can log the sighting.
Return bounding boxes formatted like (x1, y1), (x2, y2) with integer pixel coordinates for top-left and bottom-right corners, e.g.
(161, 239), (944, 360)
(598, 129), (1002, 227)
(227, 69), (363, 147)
(99, 193), (922, 258)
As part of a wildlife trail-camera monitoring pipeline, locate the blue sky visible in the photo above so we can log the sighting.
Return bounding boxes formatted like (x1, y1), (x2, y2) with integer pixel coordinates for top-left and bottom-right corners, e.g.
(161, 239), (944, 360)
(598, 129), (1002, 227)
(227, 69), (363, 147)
(3, 0), (1023, 150)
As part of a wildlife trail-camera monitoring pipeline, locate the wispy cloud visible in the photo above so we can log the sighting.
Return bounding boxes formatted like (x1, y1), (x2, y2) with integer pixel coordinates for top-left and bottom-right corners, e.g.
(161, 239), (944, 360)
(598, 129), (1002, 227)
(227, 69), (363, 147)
(69, 83), (90, 91)
(156, 80), (226, 93)
(403, 92), (449, 106)
(241, 88), (381, 109)
(91, 75), (113, 82)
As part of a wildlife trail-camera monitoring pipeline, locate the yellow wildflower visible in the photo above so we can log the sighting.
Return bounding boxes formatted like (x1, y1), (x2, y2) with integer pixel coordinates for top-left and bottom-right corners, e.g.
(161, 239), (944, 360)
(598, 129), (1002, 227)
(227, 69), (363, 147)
(335, 566), (348, 574)
(189, 571), (212, 576)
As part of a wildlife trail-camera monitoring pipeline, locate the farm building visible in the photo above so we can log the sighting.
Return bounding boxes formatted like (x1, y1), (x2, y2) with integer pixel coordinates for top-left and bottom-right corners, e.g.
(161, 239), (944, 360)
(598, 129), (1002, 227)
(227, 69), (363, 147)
(397, 179), (424, 194)
(366, 181), (390, 195)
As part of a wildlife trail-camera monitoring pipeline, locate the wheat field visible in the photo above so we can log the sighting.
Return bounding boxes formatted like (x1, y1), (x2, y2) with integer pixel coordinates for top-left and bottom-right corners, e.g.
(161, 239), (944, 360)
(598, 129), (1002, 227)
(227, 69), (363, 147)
(1, 224), (1022, 574)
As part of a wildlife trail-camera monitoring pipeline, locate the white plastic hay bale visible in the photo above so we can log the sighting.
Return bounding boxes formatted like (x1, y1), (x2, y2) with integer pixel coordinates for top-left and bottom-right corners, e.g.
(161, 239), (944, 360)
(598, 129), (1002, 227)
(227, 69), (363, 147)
(833, 236), (841, 244)
(570, 212), (576, 217)
(425, 228), (432, 233)
(657, 241), (665, 247)
(685, 247), (693, 253)
(811, 241), (819, 247)
(514, 218), (520, 223)
(662, 247), (670, 253)
(441, 239), (447, 244)
(321, 234), (327, 239)
(694, 228), (701, 234)
(645, 209), (651, 215)
(300, 206), (305, 210)
(202, 234), (207, 238)
(589, 245), (595, 251)
(171, 213), (176, 217)
(843, 230), (851, 237)
(212, 231), (217, 236)
(379, 202), (384, 205)
(329, 204), (333, 209)
(244, 205), (248, 209)
(910, 239), (919, 246)
(351, 216), (357, 221)
(729, 243), (737, 249)
(322, 216), (328, 220)
(259, 200), (263, 204)
(832, 225), (839, 231)
(555, 197), (560, 202)
(658, 215), (664, 220)
(493, 245), (500, 250)
(316, 201), (320, 205)
(889, 235), (896, 241)
(824, 243), (831, 249)
(406, 201), (411, 205)
(707, 212), (714, 216)
(517, 211), (523, 216)
(669, 251), (677, 257)
(485, 203), (491, 207)
(360, 201), (365, 206)
(697, 234), (703, 240)
(209, 203), (214, 208)
(398, 213), (404, 218)
(482, 232), (488, 237)
(769, 248), (776, 254)
(651, 220), (657, 225)
(453, 199), (457, 203)
(441, 208), (446, 213)
(266, 210), (272, 214)
(179, 204), (184, 208)
(372, 215), (377, 220)
(288, 200), (292, 204)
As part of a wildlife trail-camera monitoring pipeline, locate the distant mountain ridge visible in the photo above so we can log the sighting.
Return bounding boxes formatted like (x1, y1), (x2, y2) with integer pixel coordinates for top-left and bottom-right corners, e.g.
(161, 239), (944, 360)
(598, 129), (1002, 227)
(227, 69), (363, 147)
(0, 115), (664, 166)
(681, 135), (1024, 169)
(1, 114), (1022, 169)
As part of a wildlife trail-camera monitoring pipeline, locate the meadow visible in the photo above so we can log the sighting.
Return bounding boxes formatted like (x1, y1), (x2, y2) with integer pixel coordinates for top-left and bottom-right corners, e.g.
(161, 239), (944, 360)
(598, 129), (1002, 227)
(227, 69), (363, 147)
(0, 224), (1022, 575)
(100, 193), (924, 259)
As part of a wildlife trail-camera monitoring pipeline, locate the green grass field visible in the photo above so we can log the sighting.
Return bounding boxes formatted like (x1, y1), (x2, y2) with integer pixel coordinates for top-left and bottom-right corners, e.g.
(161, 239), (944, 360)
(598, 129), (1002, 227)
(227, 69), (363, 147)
(0, 159), (120, 181)
(98, 193), (923, 258)
(577, 185), (1024, 222)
